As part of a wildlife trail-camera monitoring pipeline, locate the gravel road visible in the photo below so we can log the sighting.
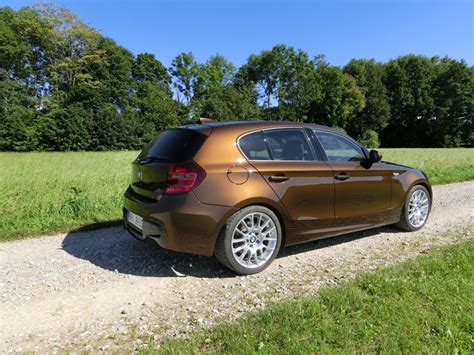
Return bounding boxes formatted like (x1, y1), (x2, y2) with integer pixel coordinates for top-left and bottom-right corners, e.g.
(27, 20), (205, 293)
(1, 181), (473, 352)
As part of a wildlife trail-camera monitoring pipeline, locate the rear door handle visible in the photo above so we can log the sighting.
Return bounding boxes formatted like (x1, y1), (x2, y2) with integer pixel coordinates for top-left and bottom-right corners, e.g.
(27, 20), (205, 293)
(268, 174), (289, 183)
(335, 173), (350, 181)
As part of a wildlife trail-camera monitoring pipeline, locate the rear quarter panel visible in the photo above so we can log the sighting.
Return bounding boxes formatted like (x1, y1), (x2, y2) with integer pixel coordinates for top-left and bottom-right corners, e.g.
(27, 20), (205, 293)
(192, 126), (293, 229)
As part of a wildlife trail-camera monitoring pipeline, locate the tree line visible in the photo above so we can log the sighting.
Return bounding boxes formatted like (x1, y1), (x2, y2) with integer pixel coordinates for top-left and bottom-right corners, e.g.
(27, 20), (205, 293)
(0, 4), (472, 151)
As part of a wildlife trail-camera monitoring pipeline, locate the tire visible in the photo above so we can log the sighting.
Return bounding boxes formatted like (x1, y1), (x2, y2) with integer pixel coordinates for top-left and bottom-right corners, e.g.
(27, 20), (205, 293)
(396, 184), (431, 232)
(215, 205), (282, 275)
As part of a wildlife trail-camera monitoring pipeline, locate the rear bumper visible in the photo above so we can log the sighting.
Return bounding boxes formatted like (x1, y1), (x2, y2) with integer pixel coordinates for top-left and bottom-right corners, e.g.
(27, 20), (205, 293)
(123, 211), (165, 241)
(123, 186), (236, 256)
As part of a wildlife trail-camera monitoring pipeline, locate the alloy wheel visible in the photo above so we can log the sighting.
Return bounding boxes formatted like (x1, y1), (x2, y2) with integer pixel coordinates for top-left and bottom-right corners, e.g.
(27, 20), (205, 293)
(408, 189), (430, 228)
(231, 212), (278, 268)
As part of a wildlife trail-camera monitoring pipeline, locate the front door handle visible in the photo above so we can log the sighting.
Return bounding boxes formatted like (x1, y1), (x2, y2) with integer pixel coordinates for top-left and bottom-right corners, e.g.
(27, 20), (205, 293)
(268, 174), (289, 183)
(335, 173), (350, 181)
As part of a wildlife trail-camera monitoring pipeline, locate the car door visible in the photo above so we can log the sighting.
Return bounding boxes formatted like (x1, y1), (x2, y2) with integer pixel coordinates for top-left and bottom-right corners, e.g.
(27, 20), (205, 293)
(238, 128), (335, 234)
(312, 129), (392, 227)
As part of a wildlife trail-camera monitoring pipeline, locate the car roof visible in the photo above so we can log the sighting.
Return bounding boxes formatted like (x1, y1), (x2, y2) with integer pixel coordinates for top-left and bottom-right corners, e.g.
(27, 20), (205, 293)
(182, 120), (334, 132)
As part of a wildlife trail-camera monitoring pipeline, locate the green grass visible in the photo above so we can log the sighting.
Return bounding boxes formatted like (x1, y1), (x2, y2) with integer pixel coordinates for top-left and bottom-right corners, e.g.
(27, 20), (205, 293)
(0, 151), (137, 241)
(0, 148), (472, 241)
(154, 238), (474, 353)
(380, 148), (474, 185)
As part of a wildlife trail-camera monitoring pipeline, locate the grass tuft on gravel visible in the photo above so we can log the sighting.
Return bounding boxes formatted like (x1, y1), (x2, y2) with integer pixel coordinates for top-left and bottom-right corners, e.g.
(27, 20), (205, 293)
(0, 148), (473, 241)
(152, 238), (474, 353)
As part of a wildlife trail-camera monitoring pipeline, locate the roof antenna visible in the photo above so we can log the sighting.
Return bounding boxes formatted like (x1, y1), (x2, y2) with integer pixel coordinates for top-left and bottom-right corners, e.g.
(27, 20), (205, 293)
(199, 117), (214, 124)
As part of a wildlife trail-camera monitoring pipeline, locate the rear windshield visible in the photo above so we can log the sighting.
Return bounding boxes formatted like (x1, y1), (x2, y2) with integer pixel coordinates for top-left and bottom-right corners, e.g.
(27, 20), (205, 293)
(138, 129), (207, 163)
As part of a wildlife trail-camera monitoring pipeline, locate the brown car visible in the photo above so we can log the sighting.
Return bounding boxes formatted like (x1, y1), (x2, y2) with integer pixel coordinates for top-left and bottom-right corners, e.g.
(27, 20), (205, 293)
(123, 121), (432, 274)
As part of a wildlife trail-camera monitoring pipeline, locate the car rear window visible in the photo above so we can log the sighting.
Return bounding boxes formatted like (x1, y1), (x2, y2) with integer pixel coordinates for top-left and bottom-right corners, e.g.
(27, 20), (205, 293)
(238, 131), (271, 160)
(263, 129), (315, 161)
(138, 129), (207, 163)
(238, 129), (316, 161)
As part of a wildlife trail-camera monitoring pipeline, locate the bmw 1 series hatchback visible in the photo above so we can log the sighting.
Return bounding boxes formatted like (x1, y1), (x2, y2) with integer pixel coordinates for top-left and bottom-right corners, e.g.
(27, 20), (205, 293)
(123, 121), (432, 274)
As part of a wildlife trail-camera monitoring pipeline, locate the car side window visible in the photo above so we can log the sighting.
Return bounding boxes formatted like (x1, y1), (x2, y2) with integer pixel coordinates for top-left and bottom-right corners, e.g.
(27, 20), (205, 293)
(263, 129), (315, 161)
(238, 131), (271, 160)
(314, 130), (365, 162)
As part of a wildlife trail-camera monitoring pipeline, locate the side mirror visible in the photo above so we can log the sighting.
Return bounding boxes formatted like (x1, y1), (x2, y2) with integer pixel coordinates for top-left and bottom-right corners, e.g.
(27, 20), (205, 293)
(369, 149), (382, 163)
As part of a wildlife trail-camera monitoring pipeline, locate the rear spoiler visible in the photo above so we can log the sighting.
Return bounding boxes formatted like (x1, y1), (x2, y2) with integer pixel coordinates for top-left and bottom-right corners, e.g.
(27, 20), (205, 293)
(179, 117), (215, 135)
(199, 117), (214, 124)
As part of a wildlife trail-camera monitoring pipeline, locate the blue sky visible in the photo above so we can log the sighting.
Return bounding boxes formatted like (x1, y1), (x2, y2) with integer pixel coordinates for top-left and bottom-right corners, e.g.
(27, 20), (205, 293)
(6, 0), (474, 67)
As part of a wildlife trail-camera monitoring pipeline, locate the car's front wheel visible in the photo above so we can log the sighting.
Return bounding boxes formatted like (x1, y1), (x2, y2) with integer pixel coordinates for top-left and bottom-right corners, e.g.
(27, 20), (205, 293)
(396, 184), (431, 231)
(215, 206), (282, 275)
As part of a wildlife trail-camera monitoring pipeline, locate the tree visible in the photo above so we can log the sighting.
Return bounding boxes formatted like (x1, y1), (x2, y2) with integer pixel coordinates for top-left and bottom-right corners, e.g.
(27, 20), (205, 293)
(277, 48), (317, 121)
(195, 55), (235, 96)
(169, 53), (260, 121)
(169, 52), (199, 105)
(0, 75), (36, 151)
(240, 46), (365, 126)
(38, 102), (93, 151)
(431, 57), (473, 147)
(382, 55), (435, 147)
(132, 81), (180, 132)
(199, 84), (260, 121)
(343, 59), (390, 141)
(0, 6), (57, 150)
(189, 54), (235, 117)
(243, 44), (289, 110)
(306, 60), (365, 129)
(132, 53), (171, 95)
(131, 52), (179, 139)
(44, 5), (105, 105)
(0, 5), (56, 107)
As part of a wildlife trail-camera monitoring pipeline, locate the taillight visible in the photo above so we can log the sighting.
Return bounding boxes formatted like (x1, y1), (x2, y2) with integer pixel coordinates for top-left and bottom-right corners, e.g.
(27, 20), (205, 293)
(164, 161), (206, 194)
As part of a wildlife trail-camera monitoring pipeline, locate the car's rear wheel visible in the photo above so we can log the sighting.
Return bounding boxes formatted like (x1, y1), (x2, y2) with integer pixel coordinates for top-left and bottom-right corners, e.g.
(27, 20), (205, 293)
(215, 206), (282, 275)
(396, 184), (431, 231)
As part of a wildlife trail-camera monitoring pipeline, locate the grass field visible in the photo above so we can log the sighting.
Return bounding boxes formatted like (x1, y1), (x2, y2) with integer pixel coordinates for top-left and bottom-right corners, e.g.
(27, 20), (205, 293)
(0, 151), (137, 241)
(154, 238), (474, 353)
(379, 148), (474, 186)
(0, 148), (473, 241)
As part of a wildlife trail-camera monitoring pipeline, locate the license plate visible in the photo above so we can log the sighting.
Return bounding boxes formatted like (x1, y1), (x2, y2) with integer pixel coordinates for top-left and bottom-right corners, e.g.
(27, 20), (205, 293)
(127, 211), (143, 231)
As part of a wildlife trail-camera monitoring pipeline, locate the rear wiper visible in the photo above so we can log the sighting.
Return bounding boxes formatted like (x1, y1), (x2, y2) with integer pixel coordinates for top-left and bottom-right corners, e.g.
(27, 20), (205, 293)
(137, 156), (170, 164)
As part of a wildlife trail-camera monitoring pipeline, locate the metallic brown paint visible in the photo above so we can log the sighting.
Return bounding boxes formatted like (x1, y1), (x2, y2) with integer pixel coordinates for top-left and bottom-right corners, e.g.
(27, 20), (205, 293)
(123, 121), (431, 257)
